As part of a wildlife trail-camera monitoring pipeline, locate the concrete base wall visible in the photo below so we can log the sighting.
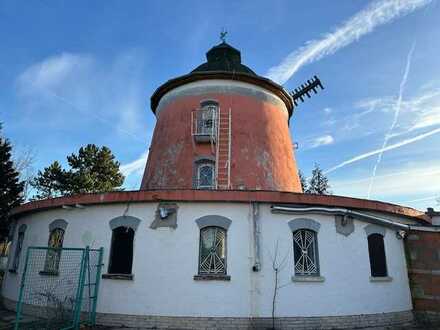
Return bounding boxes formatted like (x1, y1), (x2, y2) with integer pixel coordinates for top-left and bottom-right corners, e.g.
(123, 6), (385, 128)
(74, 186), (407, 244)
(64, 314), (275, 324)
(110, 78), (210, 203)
(3, 296), (414, 330)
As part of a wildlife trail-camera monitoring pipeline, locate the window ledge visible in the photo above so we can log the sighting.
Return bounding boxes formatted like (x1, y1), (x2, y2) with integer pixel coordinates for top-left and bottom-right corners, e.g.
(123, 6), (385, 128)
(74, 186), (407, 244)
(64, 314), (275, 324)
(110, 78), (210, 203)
(194, 135), (212, 143)
(102, 273), (134, 281)
(39, 270), (59, 276)
(292, 275), (325, 282)
(194, 274), (231, 281)
(370, 276), (392, 282)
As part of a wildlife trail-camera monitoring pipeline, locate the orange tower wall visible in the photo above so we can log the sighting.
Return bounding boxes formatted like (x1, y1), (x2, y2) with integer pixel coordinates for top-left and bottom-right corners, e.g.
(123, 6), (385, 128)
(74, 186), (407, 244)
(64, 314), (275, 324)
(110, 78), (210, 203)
(141, 81), (302, 192)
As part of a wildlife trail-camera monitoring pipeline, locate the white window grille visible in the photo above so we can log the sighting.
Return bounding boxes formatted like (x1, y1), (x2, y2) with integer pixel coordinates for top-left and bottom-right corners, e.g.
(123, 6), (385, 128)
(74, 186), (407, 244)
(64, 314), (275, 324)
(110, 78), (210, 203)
(199, 226), (226, 275)
(197, 163), (215, 189)
(196, 104), (217, 136)
(293, 229), (319, 276)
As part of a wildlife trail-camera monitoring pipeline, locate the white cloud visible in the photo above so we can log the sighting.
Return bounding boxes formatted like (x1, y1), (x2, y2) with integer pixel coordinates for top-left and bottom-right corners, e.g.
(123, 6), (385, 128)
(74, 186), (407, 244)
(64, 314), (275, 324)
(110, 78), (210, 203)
(325, 126), (440, 174)
(332, 164), (440, 201)
(120, 151), (149, 177)
(367, 43), (416, 198)
(16, 51), (148, 142)
(355, 86), (440, 135)
(18, 53), (94, 90)
(323, 107), (332, 114)
(266, 0), (431, 84)
(310, 135), (334, 148)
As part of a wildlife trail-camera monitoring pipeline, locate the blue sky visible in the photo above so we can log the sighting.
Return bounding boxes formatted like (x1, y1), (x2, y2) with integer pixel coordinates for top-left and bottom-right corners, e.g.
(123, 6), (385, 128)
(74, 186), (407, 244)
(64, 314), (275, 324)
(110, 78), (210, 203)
(1, 0), (439, 211)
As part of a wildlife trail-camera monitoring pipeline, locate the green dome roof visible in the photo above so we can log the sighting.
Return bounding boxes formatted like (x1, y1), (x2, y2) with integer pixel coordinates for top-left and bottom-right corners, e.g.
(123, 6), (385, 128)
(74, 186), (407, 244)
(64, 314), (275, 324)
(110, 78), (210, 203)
(191, 42), (256, 75)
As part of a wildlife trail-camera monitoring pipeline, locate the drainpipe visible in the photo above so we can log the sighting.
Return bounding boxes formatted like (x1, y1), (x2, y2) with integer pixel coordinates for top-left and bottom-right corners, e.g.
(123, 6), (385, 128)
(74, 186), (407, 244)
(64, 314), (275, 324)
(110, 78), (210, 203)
(271, 205), (410, 231)
(252, 202), (261, 272)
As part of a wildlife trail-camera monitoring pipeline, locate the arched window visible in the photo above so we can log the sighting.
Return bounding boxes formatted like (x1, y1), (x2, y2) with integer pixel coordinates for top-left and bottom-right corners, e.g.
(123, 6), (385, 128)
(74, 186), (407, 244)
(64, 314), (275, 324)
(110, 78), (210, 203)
(11, 224), (27, 272)
(367, 233), (388, 277)
(44, 228), (65, 274)
(292, 229), (319, 276)
(108, 226), (135, 274)
(197, 163), (215, 189)
(199, 226), (227, 275)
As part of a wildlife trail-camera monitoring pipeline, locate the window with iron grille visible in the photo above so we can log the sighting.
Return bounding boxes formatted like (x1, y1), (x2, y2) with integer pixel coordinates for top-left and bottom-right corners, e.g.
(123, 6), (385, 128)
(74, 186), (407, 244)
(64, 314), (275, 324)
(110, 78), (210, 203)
(293, 229), (319, 276)
(367, 233), (388, 277)
(196, 104), (217, 135)
(197, 163), (215, 189)
(198, 226), (226, 275)
(11, 231), (25, 272)
(43, 228), (65, 274)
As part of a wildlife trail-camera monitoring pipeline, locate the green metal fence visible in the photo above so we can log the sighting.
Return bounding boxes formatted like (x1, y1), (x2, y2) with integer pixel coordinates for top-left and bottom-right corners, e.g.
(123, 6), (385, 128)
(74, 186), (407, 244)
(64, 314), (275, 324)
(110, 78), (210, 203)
(14, 246), (104, 330)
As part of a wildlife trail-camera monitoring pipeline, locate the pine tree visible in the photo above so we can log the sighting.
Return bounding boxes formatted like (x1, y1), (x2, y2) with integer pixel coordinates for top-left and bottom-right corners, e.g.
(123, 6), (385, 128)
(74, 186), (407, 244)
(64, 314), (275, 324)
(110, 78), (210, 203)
(0, 125), (24, 239)
(31, 161), (69, 199)
(298, 170), (308, 193)
(31, 144), (124, 198)
(306, 163), (331, 195)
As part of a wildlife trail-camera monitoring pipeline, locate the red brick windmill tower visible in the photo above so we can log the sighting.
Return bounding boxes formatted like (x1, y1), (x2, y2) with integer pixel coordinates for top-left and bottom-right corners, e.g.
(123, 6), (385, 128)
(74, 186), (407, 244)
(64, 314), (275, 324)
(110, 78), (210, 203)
(141, 37), (323, 192)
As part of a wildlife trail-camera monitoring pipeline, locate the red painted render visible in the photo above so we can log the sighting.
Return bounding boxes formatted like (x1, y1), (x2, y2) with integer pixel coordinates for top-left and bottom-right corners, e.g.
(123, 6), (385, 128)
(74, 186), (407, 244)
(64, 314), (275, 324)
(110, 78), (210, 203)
(141, 92), (302, 192)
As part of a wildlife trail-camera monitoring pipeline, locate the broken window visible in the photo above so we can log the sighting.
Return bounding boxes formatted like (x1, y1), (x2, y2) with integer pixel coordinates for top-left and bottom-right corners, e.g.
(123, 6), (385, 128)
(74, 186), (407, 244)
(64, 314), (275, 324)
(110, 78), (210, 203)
(11, 231), (25, 272)
(44, 228), (65, 274)
(199, 226), (226, 275)
(197, 163), (215, 189)
(108, 226), (134, 274)
(293, 229), (319, 276)
(367, 233), (388, 277)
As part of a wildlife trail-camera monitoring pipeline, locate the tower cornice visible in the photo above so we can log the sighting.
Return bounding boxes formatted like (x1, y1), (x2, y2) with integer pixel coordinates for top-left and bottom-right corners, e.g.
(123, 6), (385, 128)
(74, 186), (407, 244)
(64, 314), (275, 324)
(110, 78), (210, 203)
(150, 71), (294, 117)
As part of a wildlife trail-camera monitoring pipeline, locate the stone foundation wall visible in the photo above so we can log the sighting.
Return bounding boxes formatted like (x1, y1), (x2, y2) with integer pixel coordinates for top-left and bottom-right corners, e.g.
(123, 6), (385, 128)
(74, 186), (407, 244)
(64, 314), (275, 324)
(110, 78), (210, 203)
(95, 311), (413, 329)
(4, 296), (415, 330)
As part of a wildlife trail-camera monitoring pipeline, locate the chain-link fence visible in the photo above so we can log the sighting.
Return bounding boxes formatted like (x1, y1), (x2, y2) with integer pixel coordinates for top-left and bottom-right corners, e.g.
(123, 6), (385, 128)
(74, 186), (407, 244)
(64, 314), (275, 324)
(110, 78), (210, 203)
(14, 246), (103, 330)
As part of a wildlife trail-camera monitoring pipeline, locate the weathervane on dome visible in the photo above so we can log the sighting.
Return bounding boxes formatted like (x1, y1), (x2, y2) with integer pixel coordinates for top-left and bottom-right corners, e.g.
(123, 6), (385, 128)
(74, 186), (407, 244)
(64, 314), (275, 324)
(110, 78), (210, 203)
(220, 28), (228, 43)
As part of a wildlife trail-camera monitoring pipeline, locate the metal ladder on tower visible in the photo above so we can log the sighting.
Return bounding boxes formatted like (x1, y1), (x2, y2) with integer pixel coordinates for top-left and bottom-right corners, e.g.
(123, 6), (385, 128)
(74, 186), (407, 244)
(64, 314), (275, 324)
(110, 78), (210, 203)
(216, 107), (231, 190)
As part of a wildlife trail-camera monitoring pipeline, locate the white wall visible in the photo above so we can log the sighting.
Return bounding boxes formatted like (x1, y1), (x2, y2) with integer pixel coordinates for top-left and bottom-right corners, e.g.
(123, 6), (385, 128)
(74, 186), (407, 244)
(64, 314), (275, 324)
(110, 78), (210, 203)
(2, 202), (412, 317)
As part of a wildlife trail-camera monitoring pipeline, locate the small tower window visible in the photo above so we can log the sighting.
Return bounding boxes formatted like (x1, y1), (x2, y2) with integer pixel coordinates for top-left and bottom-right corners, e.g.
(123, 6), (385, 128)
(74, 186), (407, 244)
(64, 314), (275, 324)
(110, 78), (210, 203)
(292, 229), (319, 276)
(197, 163), (215, 189)
(196, 102), (217, 136)
(108, 226), (134, 274)
(195, 101), (218, 137)
(199, 226), (227, 275)
(367, 233), (388, 277)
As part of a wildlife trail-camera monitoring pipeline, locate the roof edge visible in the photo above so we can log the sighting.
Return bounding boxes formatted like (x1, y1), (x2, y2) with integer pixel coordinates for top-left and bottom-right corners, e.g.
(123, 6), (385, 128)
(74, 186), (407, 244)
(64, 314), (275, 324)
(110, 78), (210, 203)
(11, 190), (431, 224)
(150, 72), (294, 117)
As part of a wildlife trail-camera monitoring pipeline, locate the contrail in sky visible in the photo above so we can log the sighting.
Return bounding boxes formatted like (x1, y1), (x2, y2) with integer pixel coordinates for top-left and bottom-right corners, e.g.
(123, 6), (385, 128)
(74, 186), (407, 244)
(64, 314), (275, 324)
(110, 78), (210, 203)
(366, 42), (416, 198)
(324, 126), (440, 174)
(266, 0), (431, 85)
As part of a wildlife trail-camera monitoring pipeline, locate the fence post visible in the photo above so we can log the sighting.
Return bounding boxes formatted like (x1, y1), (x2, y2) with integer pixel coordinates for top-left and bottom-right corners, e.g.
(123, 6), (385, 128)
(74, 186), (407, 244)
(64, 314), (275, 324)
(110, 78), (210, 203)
(91, 247), (104, 325)
(14, 247), (32, 330)
(73, 247), (88, 329)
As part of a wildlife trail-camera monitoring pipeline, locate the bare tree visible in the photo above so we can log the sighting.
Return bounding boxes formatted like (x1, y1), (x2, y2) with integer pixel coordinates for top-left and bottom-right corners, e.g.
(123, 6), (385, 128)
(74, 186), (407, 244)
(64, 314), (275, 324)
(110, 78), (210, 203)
(13, 146), (36, 201)
(268, 240), (291, 330)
